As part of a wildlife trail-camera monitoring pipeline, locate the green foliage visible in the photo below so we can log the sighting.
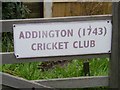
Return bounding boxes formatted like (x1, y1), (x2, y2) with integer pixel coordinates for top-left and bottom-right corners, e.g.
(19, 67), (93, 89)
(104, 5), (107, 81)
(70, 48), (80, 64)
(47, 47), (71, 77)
(1, 2), (30, 52)
(90, 58), (109, 76)
(2, 2), (30, 19)
(2, 58), (109, 80)
(2, 32), (14, 52)
(2, 62), (42, 80)
(38, 60), (83, 79)
(1, 3), (32, 79)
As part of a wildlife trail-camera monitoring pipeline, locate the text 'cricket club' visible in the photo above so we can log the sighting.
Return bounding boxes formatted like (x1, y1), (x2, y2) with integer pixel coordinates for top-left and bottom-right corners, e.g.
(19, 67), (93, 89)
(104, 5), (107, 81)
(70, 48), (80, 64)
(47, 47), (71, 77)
(18, 29), (96, 51)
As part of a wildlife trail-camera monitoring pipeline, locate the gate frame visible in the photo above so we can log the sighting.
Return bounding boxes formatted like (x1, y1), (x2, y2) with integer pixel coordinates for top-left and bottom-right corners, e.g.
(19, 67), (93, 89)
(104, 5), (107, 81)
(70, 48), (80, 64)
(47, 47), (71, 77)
(110, 2), (120, 89)
(1, 2), (120, 88)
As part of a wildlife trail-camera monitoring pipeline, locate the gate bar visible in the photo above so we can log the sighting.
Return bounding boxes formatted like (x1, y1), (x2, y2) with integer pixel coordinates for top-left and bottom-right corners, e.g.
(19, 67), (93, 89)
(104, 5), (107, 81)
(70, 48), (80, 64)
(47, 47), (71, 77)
(1, 52), (109, 64)
(1, 72), (52, 89)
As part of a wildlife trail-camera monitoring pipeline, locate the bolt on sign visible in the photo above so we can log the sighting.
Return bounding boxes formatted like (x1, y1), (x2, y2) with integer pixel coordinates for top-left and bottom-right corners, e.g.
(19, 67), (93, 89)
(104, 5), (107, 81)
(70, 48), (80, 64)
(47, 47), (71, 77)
(13, 18), (112, 58)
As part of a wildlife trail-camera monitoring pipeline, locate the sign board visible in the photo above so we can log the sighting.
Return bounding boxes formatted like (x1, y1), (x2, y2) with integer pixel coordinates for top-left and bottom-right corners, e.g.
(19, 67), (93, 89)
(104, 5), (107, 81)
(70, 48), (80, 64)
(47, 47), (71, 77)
(13, 19), (112, 58)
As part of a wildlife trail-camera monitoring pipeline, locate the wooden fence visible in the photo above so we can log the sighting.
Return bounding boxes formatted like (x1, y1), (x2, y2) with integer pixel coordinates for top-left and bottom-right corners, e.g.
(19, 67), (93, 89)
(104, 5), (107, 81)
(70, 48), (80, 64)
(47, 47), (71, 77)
(52, 2), (112, 17)
(22, 2), (112, 18)
(0, 2), (120, 89)
(0, 15), (111, 89)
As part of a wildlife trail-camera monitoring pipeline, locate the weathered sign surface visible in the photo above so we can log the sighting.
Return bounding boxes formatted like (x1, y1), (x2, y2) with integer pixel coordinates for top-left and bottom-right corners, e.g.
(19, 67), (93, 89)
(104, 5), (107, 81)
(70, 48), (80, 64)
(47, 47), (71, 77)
(13, 20), (112, 58)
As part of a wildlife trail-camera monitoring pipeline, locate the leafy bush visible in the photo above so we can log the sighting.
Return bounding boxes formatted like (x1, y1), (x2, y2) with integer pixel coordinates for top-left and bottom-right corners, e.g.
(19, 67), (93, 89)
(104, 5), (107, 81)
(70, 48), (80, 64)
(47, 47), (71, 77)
(2, 2), (30, 19)
(2, 59), (109, 80)
(2, 2), (30, 52)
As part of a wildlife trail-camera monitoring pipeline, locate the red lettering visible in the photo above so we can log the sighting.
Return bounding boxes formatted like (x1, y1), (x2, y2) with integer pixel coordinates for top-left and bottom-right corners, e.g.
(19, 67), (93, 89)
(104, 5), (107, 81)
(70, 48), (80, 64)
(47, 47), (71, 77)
(19, 31), (24, 39)
(49, 30), (54, 37)
(90, 40), (95, 47)
(25, 31), (31, 39)
(32, 31), (38, 38)
(59, 42), (64, 49)
(38, 43), (43, 50)
(52, 42), (58, 50)
(61, 30), (66, 37)
(73, 40), (95, 49)
(84, 40), (89, 48)
(31, 43), (36, 50)
(79, 41), (84, 48)
(46, 43), (51, 50)
(64, 42), (69, 49)
(73, 41), (78, 48)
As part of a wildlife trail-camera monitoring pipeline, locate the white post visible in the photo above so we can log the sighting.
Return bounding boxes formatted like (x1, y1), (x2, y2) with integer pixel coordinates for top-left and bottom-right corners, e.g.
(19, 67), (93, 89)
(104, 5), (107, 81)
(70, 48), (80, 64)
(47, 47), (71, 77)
(44, 0), (53, 18)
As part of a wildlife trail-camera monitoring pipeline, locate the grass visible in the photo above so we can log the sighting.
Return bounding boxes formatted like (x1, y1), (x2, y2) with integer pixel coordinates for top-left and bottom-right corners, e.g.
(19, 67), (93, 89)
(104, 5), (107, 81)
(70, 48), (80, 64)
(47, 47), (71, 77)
(90, 58), (109, 76)
(2, 62), (42, 80)
(1, 58), (109, 80)
(0, 58), (109, 90)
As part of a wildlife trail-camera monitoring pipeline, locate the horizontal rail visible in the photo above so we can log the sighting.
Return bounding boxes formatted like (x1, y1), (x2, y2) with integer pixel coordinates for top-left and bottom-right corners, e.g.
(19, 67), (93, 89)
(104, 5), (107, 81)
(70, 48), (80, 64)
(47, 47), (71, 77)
(1, 72), (52, 89)
(1, 72), (108, 88)
(0, 14), (112, 33)
(1, 52), (110, 64)
(33, 76), (109, 88)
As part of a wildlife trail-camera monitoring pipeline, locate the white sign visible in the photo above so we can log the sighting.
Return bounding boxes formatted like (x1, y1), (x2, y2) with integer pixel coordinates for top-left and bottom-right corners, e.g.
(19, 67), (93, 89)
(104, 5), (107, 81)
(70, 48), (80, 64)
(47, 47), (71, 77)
(13, 20), (112, 58)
